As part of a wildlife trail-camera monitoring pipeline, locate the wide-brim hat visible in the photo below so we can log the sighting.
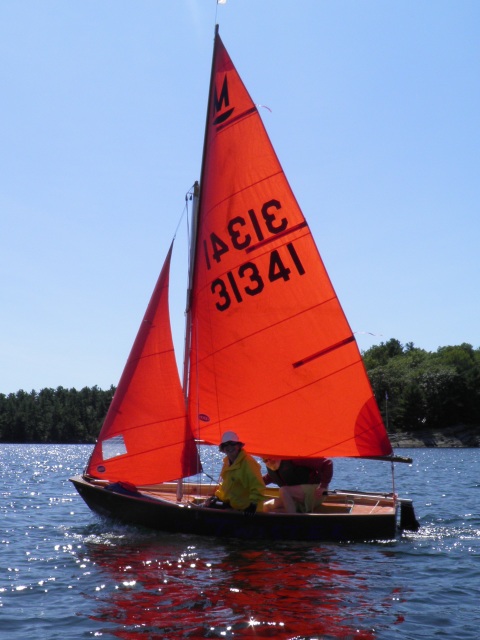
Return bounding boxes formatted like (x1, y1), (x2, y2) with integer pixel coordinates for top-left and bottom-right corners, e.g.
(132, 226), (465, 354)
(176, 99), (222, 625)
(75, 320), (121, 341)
(219, 431), (244, 449)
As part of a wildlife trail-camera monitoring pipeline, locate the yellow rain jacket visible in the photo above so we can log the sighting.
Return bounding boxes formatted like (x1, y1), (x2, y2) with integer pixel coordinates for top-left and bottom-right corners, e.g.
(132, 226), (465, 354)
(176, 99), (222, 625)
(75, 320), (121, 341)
(215, 449), (265, 511)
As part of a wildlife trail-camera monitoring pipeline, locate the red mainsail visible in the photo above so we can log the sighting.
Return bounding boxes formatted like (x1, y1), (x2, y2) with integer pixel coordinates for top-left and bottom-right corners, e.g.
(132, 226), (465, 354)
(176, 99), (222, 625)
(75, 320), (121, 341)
(188, 31), (392, 459)
(86, 244), (199, 485)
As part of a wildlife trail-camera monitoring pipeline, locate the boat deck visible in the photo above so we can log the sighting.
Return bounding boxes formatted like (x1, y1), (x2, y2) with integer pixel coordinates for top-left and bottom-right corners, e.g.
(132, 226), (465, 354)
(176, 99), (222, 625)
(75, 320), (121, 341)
(136, 482), (396, 516)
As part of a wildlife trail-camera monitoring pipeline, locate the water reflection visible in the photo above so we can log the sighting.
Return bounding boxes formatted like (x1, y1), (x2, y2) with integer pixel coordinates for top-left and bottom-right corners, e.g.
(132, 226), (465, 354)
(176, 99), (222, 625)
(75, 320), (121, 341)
(79, 527), (406, 639)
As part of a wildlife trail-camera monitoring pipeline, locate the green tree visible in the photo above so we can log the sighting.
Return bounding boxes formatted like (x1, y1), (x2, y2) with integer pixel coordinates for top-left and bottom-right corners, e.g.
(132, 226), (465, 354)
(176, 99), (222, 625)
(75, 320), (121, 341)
(363, 339), (480, 433)
(0, 385), (115, 443)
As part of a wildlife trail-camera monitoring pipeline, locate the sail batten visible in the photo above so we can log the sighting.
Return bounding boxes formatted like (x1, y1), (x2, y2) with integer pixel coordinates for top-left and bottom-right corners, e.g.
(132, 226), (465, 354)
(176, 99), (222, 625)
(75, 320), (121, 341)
(293, 336), (356, 368)
(245, 221), (309, 253)
(216, 105), (258, 130)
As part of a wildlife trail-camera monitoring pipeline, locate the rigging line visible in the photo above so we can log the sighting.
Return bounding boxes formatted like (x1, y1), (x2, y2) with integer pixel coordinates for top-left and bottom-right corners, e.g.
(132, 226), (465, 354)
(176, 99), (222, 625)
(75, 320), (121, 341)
(391, 458), (396, 499)
(214, 0), (226, 26)
(186, 191), (192, 278)
(172, 183), (197, 240)
(385, 393), (396, 495)
(191, 316), (207, 481)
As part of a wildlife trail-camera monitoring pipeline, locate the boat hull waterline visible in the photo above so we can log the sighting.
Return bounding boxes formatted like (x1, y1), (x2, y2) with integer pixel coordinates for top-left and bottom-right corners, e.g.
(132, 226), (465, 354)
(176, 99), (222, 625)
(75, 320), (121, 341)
(70, 475), (407, 542)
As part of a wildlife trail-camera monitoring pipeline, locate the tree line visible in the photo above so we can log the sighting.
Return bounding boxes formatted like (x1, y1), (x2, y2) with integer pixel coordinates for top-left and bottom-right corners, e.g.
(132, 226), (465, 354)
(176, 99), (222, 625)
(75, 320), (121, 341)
(0, 340), (479, 443)
(364, 339), (480, 433)
(0, 385), (115, 443)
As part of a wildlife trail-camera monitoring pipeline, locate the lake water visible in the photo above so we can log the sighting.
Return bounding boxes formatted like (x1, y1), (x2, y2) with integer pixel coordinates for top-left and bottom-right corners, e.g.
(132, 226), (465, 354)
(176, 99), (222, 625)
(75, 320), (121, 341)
(1, 444), (479, 639)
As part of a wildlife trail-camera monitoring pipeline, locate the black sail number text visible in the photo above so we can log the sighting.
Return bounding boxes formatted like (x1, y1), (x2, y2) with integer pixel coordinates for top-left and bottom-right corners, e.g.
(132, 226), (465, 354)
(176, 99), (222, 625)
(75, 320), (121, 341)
(211, 243), (305, 312)
(204, 199), (287, 269)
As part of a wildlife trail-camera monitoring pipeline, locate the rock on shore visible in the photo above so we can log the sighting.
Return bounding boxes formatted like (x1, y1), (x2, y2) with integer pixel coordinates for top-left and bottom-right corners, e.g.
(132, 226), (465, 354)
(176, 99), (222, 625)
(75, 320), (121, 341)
(389, 424), (480, 448)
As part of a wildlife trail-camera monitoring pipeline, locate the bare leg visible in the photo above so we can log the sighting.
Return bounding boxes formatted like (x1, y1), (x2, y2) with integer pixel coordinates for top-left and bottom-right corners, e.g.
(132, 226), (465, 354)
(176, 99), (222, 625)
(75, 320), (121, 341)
(279, 485), (306, 513)
(263, 497), (283, 512)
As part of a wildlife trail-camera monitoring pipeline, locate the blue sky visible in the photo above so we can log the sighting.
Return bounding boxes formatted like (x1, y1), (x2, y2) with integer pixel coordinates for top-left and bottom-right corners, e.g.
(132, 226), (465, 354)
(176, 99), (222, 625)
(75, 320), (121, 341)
(1, 1), (479, 394)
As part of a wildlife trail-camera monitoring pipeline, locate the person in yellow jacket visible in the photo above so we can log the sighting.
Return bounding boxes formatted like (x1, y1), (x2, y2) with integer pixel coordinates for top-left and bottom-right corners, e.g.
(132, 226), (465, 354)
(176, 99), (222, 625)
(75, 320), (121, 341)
(205, 431), (265, 516)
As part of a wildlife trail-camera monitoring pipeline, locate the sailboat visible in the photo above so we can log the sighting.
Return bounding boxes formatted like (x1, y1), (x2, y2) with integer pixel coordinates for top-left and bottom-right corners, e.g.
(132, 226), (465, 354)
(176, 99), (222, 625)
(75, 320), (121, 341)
(70, 27), (419, 542)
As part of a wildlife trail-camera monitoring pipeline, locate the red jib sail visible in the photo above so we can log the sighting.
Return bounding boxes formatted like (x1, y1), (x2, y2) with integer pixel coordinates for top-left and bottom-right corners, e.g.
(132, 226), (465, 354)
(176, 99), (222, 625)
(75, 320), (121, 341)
(188, 31), (392, 458)
(86, 244), (199, 485)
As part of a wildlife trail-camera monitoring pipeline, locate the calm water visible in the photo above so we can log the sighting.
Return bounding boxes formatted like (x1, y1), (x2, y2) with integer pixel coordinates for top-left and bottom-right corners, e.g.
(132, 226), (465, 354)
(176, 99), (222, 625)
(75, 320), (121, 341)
(1, 444), (479, 639)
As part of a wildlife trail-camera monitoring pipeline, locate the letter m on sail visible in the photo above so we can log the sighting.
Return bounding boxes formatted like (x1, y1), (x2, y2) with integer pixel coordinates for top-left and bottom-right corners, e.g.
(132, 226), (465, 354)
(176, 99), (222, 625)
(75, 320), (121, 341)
(213, 74), (234, 125)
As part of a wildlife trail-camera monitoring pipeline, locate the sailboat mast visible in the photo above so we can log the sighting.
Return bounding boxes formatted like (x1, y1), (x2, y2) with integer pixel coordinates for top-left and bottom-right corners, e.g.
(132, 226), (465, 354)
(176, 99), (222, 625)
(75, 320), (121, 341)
(182, 24), (220, 414)
(177, 184), (200, 502)
(176, 27), (220, 501)
(182, 180), (199, 408)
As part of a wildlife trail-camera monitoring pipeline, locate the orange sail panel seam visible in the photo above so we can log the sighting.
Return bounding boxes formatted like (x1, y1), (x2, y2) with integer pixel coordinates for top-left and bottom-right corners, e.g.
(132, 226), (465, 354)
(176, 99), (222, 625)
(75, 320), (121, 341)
(194, 356), (367, 423)
(189, 294), (342, 367)
(200, 170), (285, 218)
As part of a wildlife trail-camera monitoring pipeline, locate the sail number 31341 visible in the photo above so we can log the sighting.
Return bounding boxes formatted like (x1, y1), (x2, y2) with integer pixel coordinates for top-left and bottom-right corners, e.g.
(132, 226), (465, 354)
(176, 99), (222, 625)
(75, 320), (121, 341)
(211, 243), (304, 311)
(203, 199), (306, 312)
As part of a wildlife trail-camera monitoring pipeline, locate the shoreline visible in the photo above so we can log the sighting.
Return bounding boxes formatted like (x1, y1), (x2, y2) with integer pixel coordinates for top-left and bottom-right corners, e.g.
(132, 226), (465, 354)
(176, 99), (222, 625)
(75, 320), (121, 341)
(389, 424), (480, 448)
